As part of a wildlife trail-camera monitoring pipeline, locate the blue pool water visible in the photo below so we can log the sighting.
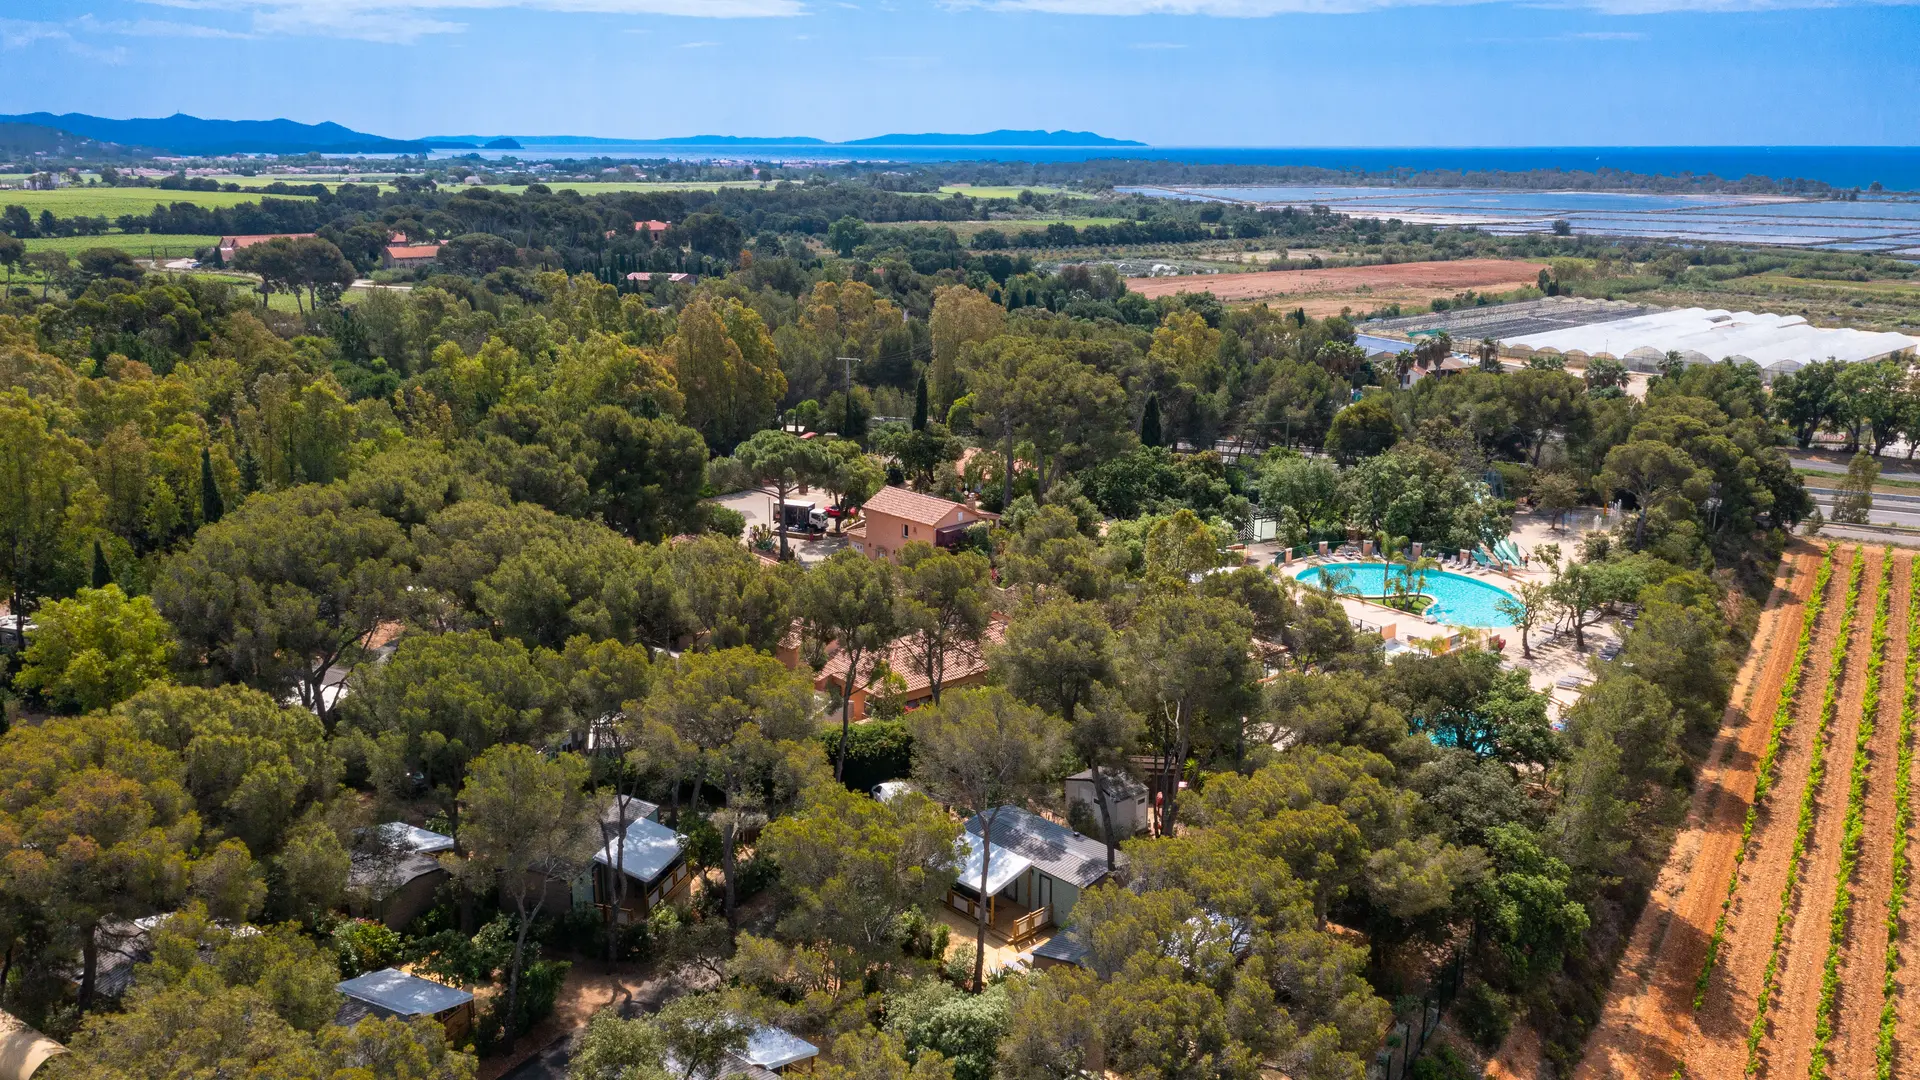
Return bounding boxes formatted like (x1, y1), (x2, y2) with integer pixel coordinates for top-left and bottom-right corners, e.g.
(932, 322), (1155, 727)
(1295, 563), (1517, 628)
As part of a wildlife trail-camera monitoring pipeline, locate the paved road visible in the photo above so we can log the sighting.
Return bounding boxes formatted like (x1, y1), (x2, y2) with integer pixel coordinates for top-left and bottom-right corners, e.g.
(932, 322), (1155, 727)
(1807, 486), (1920, 528)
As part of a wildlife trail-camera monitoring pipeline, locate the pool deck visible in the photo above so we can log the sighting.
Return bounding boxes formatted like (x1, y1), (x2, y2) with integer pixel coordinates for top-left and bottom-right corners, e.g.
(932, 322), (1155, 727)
(1247, 506), (1625, 724)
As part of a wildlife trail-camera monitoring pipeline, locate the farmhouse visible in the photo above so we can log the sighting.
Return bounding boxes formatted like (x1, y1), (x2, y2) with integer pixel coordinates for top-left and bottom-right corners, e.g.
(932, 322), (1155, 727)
(634, 219), (672, 236)
(334, 968), (474, 1044)
(348, 823), (454, 930)
(816, 615), (1006, 721)
(845, 486), (994, 563)
(217, 232), (314, 263)
(946, 806), (1121, 949)
(382, 243), (442, 270)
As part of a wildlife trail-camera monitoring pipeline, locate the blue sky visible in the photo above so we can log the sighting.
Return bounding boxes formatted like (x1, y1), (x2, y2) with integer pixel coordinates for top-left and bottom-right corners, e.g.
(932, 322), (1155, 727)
(1, 0), (1917, 146)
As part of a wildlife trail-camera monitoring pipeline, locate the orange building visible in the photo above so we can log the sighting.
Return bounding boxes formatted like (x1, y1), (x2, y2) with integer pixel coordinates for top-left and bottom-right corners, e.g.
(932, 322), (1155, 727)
(817, 616), (1007, 721)
(846, 486), (995, 563)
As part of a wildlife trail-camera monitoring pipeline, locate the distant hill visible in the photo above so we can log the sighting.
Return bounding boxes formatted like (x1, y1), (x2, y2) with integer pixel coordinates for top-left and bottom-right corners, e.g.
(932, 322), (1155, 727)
(845, 130), (1143, 147)
(0, 113), (428, 156)
(0, 121), (150, 159)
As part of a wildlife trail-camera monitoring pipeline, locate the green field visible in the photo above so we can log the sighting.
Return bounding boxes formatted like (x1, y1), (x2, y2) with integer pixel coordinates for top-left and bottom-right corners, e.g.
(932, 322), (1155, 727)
(218, 174), (395, 189)
(0, 187), (315, 216)
(22, 233), (222, 258)
(938, 184), (1087, 199)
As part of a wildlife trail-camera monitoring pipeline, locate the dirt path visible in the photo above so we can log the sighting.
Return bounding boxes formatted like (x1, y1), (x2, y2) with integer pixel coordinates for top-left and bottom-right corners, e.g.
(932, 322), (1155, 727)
(1833, 552), (1910, 1080)
(1755, 548), (1881, 1078)
(1573, 544), (1819, 1080)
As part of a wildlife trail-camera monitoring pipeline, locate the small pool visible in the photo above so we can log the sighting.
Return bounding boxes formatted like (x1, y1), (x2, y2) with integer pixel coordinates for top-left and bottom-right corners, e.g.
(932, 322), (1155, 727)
(1295, 563), (1517, 628)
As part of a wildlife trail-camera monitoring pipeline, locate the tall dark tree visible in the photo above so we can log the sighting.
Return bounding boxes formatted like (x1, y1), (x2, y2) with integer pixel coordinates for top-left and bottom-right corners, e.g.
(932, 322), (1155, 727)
(1140, 394), (1163, 449)
(912, 375), (929, 432)
(200, 446), (224, 525)
(90, 540), (111, 590)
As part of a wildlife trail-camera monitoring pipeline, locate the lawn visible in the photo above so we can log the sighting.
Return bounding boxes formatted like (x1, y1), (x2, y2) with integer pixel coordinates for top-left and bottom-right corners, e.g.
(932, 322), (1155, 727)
(22, 233), (222, 258)
(0, 187), (315, 216)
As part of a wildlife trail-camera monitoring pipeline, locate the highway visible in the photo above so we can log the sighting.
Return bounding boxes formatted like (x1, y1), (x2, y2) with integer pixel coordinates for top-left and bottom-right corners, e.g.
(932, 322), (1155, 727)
(1805, 486), (1920, 529)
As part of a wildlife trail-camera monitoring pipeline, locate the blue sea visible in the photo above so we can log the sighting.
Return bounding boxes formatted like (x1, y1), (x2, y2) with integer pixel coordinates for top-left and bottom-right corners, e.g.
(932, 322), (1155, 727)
(431, 144), (1920, 192)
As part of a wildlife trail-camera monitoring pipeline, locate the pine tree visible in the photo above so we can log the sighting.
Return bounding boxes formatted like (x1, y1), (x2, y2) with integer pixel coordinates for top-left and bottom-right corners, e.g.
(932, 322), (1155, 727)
(200, 447), (224, 525)
(912, 375), (929, 432)
(1831, 449), (1879, 524)
(1140, 394), (1163, 449)
(91, 540), (111, 590)
(237, 445), (260, 494)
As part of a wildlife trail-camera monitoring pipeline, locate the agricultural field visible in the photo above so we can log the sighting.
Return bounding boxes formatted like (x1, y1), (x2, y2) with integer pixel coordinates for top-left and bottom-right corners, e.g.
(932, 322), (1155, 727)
(1125, 258), (1547, 315)
(21, 233), (220, 258)
(938, 216), (1129, 239)
(0, 187), (314, 215)
(1578, 543), (1920, 1079)
(937, 184), (1086, 199)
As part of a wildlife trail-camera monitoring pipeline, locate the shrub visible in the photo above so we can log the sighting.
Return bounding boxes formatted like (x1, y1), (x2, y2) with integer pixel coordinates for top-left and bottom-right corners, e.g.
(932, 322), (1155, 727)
(818, 718), (913, 792)
(1453, 982), (1512, 1050)
(332, 919), (401, 978)
(1413, 1044), (1475, 1080)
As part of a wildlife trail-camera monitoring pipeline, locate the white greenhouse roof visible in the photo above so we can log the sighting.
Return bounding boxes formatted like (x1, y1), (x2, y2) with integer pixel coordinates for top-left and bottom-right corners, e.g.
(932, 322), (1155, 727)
(743, 1023), (819, 1070)
(1501, 307), (1920, 367)
(336, 968), (471, 1017)
(957, 831), (1032, 897)
(376, 823), (455, 854)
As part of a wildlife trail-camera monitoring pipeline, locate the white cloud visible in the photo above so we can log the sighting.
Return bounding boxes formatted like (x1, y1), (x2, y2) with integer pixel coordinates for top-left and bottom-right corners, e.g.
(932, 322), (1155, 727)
(73, 14), (256, 38)
(0, 17), (129, 62)
(138, 0), (804, 44)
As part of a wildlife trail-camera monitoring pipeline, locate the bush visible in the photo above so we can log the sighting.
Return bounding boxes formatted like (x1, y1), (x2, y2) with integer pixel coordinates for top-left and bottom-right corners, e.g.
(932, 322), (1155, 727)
(817, 718), (913, 792)
(737, 853), (781, 899)
(332, 919), (401, 978)
(1413, 1043), (1475, 1080)
(943, 943), (977, 987)
(1453, 982), (1513, 1050)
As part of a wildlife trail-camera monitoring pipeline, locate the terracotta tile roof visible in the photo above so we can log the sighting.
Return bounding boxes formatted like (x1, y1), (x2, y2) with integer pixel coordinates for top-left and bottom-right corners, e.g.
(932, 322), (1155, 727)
(860, 485), (994, 529)
(220, 233), (314, 249)
(385, 244), (442, 260)
(818, 616), (1007, 698)
(634, 220), (672, 232)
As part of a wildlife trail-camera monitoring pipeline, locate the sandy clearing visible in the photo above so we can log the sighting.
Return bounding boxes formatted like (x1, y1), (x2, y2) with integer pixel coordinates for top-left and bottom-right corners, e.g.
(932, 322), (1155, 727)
(1756, 548), (1881, 1078)
(1123, 258), (1546, 304)
(1833, 553), (1910, 1080)
(1574, 544), (1818, 1080)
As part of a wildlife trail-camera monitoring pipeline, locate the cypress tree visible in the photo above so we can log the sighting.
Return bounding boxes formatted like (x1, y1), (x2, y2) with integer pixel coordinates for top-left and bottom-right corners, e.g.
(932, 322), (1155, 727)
(912, 375), (928, 432)
(1140, 394), (1163, 449)
(91, 540), (111, 590)
(200, 447), (224, 524)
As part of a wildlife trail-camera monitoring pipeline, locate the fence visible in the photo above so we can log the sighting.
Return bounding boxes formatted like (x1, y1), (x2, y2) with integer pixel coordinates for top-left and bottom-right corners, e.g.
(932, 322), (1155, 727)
(1368, 945), (1468, 1080)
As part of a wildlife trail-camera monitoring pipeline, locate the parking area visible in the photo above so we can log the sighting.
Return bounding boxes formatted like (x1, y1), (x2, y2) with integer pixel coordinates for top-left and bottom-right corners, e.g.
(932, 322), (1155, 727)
(706, 490), (849, 565)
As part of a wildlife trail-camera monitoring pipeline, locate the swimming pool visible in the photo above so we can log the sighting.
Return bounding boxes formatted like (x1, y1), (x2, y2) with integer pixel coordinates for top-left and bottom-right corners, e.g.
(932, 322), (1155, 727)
(1295, 563), (1517, 628)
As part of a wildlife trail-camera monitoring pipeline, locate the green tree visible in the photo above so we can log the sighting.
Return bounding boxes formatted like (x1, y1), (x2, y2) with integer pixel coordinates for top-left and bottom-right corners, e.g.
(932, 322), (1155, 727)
(1140, 393), (1163, 449)
(1385, 649), (1555, 767)
(671, 296), (786, 452)
(1122, 592), (1255, 834)
(1831, 448), (1878, 525)
(1326, 394), (1399, 463)
(116, 682), (340, 857)
(1493, 581), (1551, 660)
(816, 439), (886, 534)
(827, 216), (869, 258)
(798, 550), (901, 780)
(910, 687), (1065, 990)
(642, 648), (822, 928)
(155, 484), (413, 720)
(343, 631), (563, 830)
(898, 544), (993, 705)
(759, 783), (961, 957)
(570, 1009), (670, 1080)
(822, 1029), (955, 1080)
(655, 995), (752, 1080)
(0, 390), (94, 644)
(452, 744), (597, 1039)
(1599, 439), (1704, 548)
(1473, 823), (1589, 983)
(15, 585), (174, 713)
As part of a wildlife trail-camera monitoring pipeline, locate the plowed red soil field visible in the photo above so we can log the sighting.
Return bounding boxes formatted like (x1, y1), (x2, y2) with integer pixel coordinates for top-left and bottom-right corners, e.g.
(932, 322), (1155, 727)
(1577, 544), (1920, 1080)
(1123, 258), (1545, 310)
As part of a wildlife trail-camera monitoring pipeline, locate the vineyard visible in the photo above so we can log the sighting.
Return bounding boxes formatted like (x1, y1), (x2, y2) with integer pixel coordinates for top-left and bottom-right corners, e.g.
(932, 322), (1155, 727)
(1578, 544), (1920, 1079)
